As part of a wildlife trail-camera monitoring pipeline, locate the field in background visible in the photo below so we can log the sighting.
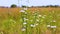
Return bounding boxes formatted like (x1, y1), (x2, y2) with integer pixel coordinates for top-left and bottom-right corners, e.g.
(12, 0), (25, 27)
(0, 7), (60, 34)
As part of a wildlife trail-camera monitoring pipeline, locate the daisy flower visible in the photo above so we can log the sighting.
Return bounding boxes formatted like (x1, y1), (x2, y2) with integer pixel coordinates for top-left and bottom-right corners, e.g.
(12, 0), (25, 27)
(51, 26), (56, 28)
(53, 20), (56, 22)
(23, 22), (27, 25)
(20, 10), (25, 13)
(47, 25), (51, 28)
(36, 19), (39, 22)
(42, 16), (45, 18)
(35, 23), (39, 26)
(21, 28), (26, 31)
(38, 15), (42, 17)
(24, 18), (28, 21)
(30, 24), (36, 27)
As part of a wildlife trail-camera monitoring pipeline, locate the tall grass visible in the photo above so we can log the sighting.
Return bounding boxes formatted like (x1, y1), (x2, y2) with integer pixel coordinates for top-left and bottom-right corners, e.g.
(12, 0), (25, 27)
(0, 8), (60, 34)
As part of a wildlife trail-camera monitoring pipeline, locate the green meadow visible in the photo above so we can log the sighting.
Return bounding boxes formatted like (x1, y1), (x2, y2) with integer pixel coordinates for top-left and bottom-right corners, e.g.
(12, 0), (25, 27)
(0, 7), (60, 34)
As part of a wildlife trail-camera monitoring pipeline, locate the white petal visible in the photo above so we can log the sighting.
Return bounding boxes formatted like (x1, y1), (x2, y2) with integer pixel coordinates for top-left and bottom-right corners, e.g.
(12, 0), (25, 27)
(35, 23), (39, 26)
(21, 28), (26, 31)
(20, 10), (25, 12)
(25, 12), (27, 14)
(51, 26), (56, 28)
(38, 15), (42, 17)
(30, 24), (35, 27)
(30, 24), (33, 27)
(36, 19), (39, 22)
(42, 16), (45, 18)
(23, 22), (27, 25)
(47, 25), (50, 27)
(44, 15), (46, 16)
(53, 20), (56, 22)
(24, 18), (28, 20)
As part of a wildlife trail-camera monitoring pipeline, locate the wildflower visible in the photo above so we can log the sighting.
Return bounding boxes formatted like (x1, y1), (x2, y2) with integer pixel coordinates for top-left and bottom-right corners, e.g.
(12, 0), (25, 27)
(23, 22), (27, 25)
(43, 15), (46, 16)
(21, 28), (26, 31)
(20, 10), (25, 12)
(51, 26), (56, 28)
(24, 18), (28, 21)
(23, 8), (28, 10)
(30, 24), (35, 27)
(51, 20), (56, 22)
(35, 23), (39, 26)
(38, 15), (42, 17)
(36, 19), (39, 22)
(47, 25), (51, 28)
(42, 16), (45, 18)
(53, 20), (56, 22)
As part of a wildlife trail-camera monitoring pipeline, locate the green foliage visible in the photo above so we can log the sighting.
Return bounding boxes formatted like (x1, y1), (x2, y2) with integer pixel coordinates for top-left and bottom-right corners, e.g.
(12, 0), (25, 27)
(0, 8), (60, 34)
(22, 5), (28, 8)
(11, 4), (17, 8)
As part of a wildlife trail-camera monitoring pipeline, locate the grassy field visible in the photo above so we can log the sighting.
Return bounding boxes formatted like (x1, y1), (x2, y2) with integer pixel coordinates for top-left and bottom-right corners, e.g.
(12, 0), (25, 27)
(0, 7), (60, 34)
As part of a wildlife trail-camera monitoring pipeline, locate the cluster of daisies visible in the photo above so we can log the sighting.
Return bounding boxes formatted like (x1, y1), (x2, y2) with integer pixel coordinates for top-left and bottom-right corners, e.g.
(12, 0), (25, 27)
(19, 8), (57, 31)
(20, 8), (40, 31)
(47, 20), (56, 29)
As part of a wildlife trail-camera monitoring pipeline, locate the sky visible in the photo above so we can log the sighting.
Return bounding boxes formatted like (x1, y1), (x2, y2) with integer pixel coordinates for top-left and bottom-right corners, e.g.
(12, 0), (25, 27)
(0, 0), (60, 7)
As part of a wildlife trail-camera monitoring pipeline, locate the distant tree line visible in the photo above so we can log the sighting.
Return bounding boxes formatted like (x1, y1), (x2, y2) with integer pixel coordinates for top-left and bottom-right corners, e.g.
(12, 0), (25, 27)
(41, 5), (60, 7)
(10, 4), (60, 8)
(31, 5), (60, 8)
